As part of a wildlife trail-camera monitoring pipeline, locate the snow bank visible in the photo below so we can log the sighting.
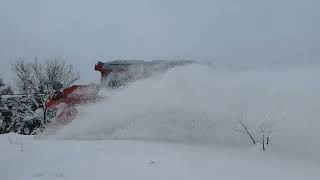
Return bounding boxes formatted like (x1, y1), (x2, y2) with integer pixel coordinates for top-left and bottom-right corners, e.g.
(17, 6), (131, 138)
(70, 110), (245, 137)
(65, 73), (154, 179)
(52, 64), (320, 160)
(1, 134), (319, 180)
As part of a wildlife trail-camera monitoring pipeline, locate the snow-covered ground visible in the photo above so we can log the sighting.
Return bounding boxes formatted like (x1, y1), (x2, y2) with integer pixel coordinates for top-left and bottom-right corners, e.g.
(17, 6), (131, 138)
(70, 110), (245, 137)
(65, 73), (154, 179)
(2, 64), (320, 180)
(1, 133), (319, 180)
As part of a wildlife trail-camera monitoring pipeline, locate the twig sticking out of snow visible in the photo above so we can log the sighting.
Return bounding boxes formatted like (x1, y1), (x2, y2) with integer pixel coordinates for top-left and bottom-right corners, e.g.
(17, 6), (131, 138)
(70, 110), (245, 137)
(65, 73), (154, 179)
(20, 140), (24, 152)
(233, 121), (272, 151)
(6, 133), (14, 144)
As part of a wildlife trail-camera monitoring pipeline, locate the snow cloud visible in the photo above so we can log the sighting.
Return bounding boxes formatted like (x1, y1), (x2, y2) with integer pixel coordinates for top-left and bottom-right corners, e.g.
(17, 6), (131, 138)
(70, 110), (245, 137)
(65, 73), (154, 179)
(54, 63), (320, 160)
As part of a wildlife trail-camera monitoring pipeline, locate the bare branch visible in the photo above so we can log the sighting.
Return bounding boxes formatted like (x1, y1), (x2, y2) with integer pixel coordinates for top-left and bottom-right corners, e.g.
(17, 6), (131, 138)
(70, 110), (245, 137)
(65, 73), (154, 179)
(237, 121), (256, 144)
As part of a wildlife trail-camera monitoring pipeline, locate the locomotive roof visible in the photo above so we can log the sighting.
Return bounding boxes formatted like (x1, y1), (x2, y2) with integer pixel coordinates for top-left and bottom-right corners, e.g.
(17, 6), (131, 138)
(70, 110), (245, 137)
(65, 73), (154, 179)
(101, 60), (194, 66)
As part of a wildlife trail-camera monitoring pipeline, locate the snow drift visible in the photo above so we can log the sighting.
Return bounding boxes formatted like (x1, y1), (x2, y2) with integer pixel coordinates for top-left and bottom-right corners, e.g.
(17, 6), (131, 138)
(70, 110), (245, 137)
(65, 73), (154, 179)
(51, 63), (320, 160)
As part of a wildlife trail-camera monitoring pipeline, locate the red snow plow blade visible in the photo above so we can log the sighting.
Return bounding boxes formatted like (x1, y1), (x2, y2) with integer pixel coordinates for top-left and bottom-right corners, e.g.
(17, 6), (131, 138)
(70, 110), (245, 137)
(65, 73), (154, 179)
(45, 85), (98, 124)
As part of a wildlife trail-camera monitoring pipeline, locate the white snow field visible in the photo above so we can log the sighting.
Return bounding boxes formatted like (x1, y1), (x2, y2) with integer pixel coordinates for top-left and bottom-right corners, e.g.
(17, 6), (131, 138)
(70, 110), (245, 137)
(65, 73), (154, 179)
(1, 133), (319, 180)
(2, 64), (320, 179)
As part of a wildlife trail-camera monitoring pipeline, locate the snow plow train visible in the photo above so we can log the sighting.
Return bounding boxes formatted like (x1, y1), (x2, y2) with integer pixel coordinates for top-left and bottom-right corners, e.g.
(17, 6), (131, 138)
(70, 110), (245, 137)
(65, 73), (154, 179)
(45, 60), (193, 123)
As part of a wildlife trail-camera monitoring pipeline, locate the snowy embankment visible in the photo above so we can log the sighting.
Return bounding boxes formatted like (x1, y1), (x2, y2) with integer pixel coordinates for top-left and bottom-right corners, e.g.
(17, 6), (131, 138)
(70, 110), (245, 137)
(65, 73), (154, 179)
(1, 133), (319, 180)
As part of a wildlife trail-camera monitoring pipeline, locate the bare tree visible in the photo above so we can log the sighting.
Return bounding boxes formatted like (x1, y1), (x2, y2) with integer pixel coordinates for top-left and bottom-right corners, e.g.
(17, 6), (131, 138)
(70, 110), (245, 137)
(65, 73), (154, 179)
(233, 120), (273, 151)
(11, 60), (33, 94)
(44, 57), (80, 89)
(12, 57), (80, 94)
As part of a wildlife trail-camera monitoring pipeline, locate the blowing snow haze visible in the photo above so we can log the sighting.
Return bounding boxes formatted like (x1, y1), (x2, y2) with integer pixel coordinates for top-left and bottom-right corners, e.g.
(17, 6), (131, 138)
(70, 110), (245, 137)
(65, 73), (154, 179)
(1, 0), (320, 83)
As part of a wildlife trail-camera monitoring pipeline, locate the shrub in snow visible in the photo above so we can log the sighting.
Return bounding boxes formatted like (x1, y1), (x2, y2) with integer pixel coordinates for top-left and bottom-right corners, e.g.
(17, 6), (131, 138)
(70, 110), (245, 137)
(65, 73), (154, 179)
(0, 95), (56, 135)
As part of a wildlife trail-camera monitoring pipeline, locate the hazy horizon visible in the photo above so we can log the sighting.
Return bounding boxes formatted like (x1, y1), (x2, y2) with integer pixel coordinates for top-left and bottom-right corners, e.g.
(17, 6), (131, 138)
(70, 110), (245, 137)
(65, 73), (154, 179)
(1, 0), (319, 84)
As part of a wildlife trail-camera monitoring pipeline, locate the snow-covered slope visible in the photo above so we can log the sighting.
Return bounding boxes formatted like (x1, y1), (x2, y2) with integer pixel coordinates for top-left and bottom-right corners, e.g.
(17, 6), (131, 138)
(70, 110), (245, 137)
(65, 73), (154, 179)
(1, 134), (319, 180)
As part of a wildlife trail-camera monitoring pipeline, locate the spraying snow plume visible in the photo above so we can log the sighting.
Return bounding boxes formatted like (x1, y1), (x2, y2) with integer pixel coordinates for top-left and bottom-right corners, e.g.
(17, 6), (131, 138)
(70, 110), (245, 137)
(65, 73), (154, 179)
(53, 63), (320, 158)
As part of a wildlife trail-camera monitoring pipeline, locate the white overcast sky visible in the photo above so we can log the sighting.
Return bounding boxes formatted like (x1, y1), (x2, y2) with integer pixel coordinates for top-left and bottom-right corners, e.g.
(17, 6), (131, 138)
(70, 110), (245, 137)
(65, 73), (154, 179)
(0, 0), (319, 83)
